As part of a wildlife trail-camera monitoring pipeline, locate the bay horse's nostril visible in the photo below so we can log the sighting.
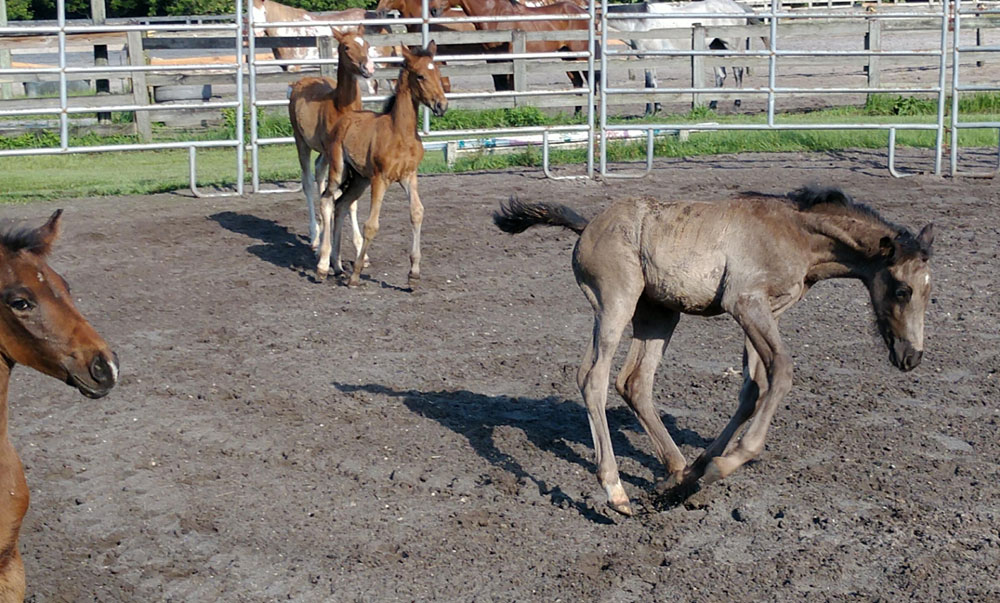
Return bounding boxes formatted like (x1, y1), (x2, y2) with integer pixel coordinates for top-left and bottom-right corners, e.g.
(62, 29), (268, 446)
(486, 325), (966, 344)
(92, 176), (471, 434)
(90, 353), (117, 388)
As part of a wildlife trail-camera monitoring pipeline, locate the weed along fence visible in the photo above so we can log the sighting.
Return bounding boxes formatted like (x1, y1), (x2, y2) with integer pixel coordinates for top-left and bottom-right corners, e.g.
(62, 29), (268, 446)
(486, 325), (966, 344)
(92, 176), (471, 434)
(0, 0), (998, 191)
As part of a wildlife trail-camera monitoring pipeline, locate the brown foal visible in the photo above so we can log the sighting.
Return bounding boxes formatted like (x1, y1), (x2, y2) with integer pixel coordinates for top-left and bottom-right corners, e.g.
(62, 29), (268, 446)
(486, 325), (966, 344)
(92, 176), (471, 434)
(288, 28), (376, 256)
(0, 211), (118, 601)
(316, 43), (448, 289)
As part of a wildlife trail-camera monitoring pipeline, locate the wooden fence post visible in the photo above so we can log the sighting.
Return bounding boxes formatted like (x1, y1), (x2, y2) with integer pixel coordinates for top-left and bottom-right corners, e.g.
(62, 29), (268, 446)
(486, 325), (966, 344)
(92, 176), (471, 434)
(92, 0), (110, 124)
(865, 17), (881, 103)
(692, 23), (706, 109)
(318, 36), (335, 79)
(512, 29), (527, 104)
(0, 0), (12, 100)
(126, 30), (152, 142)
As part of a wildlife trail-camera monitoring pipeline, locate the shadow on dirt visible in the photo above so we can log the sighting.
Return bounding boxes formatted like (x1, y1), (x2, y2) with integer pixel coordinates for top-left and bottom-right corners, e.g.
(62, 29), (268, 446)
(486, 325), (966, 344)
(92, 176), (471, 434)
(333, 382), (711, 523)
(209, 211), (314, 272)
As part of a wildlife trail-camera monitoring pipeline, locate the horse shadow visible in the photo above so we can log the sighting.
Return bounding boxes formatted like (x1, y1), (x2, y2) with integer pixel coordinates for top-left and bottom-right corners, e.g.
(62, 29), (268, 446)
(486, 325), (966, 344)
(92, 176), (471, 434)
(333, 382), (712, 522)
(209, 211), (314, 273)
(208, 211), (410, 290)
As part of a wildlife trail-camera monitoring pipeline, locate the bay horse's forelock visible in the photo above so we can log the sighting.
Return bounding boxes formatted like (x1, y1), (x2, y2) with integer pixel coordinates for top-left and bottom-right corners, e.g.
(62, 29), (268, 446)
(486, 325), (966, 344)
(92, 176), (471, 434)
(0, 210), (118, 599)
(495, 187), (934, 515)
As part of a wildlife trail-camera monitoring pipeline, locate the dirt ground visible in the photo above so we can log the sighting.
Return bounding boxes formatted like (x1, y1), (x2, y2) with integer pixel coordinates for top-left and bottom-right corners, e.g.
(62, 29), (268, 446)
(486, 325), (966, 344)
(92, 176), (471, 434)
(4, 149), (999, 602)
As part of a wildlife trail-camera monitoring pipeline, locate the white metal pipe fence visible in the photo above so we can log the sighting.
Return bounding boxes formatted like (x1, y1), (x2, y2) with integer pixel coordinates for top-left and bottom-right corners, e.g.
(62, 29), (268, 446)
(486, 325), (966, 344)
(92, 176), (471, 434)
(1, 0), (998, 191)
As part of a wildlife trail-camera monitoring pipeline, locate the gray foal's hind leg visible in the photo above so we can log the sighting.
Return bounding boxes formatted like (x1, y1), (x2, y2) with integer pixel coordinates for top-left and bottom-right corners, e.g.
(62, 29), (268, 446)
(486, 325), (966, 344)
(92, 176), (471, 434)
(614, 300), (687, 483)
(577, 279), (643, 516)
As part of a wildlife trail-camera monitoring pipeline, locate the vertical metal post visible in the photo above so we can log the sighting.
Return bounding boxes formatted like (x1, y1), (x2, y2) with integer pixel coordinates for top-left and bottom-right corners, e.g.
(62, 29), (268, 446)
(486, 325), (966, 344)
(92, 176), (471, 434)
(92, 0), (110, 124)
(0, 0), (13, 100)
(767, 0), (777, 126)
(599, 0), (609, 177)
(57, 0), (68, 150)
(949, 0), (960, 175)
(422, 0), (431, 135)
(931, 0), (947, 176)
(236, 0), (245, 194)
(586, 0), (594, 178)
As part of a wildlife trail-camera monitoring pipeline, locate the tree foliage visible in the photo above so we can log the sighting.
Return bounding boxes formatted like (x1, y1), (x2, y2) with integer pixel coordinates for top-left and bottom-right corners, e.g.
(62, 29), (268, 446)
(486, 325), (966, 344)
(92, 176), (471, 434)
(6, 0), (375, 20)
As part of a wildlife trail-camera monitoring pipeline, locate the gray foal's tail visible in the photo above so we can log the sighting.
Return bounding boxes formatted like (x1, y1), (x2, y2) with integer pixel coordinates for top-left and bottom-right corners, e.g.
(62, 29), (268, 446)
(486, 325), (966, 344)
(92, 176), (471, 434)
(493, 197), (589, 236)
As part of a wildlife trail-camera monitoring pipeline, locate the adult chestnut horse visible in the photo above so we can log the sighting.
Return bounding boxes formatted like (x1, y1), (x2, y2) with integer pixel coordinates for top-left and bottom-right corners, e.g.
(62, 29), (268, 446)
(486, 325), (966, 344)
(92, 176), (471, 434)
(288, 28), (375, 257)
(375, 0), (472, 93)
(0, 210), (118, 600)
(450, 0), (594, 96)
(316, 43), (448, 289)
(495, 186), (934, 516)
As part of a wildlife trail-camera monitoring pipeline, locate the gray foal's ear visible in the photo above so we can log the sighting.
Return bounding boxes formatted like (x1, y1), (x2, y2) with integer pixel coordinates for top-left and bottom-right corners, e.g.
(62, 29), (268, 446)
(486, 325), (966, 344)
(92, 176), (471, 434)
(917, 224), (935, 254)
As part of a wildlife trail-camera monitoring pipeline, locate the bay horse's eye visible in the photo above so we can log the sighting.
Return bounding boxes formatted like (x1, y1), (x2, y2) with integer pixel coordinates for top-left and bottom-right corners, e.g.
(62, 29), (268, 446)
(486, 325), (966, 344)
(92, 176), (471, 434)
(8, 298), (33, 312)
(894, 286), (912, 302)
(417, 74), (425, 81)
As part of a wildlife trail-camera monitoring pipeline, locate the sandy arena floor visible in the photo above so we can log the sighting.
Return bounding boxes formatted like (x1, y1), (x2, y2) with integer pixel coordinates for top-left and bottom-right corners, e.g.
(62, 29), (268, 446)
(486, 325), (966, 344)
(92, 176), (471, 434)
(4, 149), (999, 601)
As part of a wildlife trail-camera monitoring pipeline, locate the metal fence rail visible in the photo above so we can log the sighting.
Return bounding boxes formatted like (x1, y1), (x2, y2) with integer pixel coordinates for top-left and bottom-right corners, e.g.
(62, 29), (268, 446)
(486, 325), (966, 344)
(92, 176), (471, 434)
(1, 0), (998, 190)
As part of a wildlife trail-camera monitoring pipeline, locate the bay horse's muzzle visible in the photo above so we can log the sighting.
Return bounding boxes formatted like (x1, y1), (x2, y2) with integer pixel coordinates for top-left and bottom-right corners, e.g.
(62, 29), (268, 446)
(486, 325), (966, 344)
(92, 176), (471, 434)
(67, 351), (119, 399)
(431, 100), (447, 117)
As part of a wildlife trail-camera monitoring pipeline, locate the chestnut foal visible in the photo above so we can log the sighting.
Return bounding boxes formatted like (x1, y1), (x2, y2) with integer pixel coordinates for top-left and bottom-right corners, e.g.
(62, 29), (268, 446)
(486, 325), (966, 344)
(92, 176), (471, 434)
(288, 28), (376, 257)
(316, 43), (448, 289)
(0, 211), (118, 601)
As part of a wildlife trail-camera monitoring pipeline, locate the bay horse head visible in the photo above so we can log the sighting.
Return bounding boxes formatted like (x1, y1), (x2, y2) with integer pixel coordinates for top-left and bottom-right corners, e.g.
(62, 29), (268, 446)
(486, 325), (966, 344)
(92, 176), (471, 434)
(333, 28), (376, 79)
(868, 224), (935, 372)
(0, 211), (118, 398)
(401, 42), (448, 117)
(376, 0), (449, 18)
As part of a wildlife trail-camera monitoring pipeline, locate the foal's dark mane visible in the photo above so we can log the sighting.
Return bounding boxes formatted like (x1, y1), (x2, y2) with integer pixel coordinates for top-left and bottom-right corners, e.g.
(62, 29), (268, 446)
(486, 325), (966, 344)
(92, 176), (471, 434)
(744, 186), (930, 258)
(0, 225), (44, 254)
(788, 185), (930, 257)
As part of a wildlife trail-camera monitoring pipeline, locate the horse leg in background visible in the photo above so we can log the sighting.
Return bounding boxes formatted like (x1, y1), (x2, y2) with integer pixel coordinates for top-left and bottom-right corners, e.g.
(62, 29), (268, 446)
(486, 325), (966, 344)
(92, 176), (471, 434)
(347, 175), (389, 288)
(567, 70), (585, 116)
(676, 294), (794, 490)
(614, 300), (688, 486)
(710, 66), (725, 111)
(398, 172), (424, 289)
(733, 66), (744, 108)
(576, 269), (645, 516)
(644, 68), (661, 116)
(295, 135), (321, 250)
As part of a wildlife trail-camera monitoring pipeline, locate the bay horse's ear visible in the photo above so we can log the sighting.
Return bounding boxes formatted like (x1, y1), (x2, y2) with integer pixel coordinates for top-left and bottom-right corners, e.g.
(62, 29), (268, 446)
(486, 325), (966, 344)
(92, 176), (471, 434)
(917, 224), (935, 255)
(34, 209), (63, 256)
(401, 43), (415, 61)
(426, 40), (437, 57)
(332, 28), (347, 44)
(878, 235), (895, 260)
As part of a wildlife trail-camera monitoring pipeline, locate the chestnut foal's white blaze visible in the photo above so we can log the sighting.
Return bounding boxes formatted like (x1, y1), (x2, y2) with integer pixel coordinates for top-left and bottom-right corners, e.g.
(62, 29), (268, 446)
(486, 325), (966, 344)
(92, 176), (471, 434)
(494, 187), (934, 516)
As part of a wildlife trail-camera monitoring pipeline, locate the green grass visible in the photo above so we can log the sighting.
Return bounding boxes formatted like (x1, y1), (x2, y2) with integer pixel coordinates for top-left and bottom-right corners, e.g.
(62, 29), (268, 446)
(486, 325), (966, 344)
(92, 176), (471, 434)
(2, 98), (999, 202)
